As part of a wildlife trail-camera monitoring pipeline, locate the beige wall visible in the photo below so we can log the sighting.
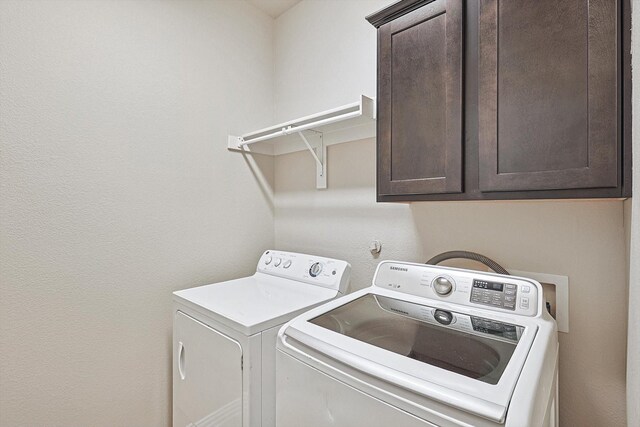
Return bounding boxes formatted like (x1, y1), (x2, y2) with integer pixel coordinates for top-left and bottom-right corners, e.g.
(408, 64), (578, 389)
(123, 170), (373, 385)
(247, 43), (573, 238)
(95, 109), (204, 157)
(274, 1), (629, 425)
(274, 0), (388, 121)
(0, 1), (275, 425)
(627, 0), (639, 423)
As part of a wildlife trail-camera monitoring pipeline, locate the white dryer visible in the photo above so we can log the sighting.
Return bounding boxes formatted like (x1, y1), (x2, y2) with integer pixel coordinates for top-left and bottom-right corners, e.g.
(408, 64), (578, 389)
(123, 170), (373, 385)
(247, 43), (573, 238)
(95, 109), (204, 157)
(276, 260), (558, 427)
(172, 250), (350, 427)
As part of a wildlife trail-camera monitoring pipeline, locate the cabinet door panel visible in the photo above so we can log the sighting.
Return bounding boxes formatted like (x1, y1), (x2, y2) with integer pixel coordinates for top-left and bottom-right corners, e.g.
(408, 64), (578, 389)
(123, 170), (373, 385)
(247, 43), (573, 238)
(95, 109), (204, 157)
(173, 311), (242, 427)
(378, 0), (463, 196)
(478, 0), (618, 192)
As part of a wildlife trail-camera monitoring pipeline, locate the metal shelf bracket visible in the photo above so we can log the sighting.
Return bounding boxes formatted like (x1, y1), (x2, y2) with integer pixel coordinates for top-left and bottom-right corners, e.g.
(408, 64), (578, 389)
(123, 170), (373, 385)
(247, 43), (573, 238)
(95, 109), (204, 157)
(298, 130), (326, 189)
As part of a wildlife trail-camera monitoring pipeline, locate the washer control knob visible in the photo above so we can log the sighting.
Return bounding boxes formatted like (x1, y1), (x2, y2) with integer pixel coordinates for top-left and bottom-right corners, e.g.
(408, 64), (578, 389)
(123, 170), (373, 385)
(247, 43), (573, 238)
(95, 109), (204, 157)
(309, 262), (323, 277)
(283, 260), (292, 269)
(274, 258), (282, 267)
(434, 309), (453, 325)
(433, 276), (454, 296)
(264, 256), (272, 265)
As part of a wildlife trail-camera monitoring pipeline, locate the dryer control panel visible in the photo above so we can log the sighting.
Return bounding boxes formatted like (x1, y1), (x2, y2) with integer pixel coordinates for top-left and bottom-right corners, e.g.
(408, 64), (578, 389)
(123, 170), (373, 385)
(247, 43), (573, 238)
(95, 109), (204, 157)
(257, 250), (351, 294)
(373, 261), (540, 317)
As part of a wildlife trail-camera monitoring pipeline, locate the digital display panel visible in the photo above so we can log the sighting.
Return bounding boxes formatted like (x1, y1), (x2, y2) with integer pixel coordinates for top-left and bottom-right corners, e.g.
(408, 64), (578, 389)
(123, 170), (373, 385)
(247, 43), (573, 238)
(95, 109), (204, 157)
(473, 279), (504, 292)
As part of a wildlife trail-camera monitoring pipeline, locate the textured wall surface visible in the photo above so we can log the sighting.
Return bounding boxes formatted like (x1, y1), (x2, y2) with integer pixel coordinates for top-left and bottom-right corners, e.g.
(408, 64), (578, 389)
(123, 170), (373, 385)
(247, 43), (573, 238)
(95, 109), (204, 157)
(274, 1), (629, 425)
(628, 0), (639, 424)
(274, 0), (389, 121)
(0, 1), (274, 425)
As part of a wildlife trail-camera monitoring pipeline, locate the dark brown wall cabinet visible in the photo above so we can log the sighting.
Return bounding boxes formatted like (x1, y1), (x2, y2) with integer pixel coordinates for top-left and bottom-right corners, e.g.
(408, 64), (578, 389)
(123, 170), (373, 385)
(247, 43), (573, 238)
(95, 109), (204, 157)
(367, 0), (631, 202)
(378, 0), (463, 195)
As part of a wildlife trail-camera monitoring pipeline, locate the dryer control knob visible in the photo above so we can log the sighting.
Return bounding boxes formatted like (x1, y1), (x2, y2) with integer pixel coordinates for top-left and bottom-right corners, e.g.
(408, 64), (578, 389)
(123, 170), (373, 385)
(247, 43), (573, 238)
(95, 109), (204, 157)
(309, 262), (323, 277)
(264, 256), (273, 265)
(433, 276), (454, 296)
(274, 258), (282, 267)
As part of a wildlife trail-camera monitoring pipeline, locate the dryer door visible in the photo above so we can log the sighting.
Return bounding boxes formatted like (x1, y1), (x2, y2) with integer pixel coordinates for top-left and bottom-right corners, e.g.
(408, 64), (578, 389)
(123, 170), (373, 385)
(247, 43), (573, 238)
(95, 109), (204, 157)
(173, 311), (242, 427)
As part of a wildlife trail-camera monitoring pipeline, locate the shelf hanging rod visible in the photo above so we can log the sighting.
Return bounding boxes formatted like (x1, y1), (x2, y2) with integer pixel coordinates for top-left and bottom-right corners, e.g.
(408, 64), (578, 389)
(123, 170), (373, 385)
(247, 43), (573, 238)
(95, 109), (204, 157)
(237, 109), (361, 147)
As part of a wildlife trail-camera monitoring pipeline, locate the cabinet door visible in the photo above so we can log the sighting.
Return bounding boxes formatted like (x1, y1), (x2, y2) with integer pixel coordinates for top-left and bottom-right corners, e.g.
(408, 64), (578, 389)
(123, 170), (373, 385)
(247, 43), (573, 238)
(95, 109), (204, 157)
(173, 311), (242, 427)
(378, 0), (463, 196)
(478, 0), (618, 192)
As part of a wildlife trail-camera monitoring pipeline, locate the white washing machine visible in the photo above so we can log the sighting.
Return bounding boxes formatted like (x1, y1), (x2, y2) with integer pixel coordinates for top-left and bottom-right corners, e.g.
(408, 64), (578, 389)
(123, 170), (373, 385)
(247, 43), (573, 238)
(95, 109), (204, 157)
(276, 260), (558, 427)
(172, 250), (350, 427)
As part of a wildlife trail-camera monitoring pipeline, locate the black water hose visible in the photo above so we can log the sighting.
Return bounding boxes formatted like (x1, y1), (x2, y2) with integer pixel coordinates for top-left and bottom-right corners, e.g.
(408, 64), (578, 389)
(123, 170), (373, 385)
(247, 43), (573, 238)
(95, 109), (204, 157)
(426, 251), (509, 275)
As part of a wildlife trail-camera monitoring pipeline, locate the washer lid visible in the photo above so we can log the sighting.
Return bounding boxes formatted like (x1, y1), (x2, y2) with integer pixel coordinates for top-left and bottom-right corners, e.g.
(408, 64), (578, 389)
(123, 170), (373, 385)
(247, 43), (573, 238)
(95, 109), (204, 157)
(279, 287), (554, 423)
(309, 293), (524, 385)
(173, 273), (339, 336)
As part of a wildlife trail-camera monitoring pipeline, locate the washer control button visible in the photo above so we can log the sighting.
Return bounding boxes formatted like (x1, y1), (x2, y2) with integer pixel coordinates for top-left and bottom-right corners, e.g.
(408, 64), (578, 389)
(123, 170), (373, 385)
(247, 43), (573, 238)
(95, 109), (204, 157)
(432, 276), (454, 296)
(520, 297), (530, 309)
(264, 256), (272, 265)
(274, 258), (282, 267)
(309, 262), (323, 277)
(434, 309), (453, 325)
(283, 260), (292, 269)
(522, 285), (531, 293)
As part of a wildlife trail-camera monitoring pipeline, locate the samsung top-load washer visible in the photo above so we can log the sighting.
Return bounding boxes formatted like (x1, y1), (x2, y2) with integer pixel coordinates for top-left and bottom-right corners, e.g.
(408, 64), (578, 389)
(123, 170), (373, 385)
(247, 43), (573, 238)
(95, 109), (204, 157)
(276, 260), (558, 427)
(172, 250), (350, 427)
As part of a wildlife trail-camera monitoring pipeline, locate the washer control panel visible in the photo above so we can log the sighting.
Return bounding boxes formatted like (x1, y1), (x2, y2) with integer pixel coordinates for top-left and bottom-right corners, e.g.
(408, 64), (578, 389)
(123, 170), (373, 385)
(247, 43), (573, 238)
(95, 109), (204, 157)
(257, 250), (351, 294)
(470, 279), (518, 311)
(373, 261), (540, 317)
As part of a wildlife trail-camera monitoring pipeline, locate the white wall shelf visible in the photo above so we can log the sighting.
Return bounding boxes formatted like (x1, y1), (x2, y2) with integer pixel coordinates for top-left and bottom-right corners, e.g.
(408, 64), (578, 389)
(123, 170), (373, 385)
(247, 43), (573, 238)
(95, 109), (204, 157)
(228, 95), (376, 189)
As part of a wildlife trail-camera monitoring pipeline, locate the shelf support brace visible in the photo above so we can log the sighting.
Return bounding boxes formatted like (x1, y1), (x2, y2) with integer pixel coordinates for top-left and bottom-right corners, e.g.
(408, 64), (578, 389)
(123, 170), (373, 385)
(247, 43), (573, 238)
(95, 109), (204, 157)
(298, 132), (322, 168)
(297, 131), (326, 189)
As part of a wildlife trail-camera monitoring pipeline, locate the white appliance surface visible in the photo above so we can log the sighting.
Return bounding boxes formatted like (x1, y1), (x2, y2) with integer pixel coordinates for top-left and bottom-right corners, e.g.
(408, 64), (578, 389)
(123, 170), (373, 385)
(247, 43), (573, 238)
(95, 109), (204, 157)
(174, 274), (339, 336)
(276, 260), (559, 427)
(173, 250), (351, 427)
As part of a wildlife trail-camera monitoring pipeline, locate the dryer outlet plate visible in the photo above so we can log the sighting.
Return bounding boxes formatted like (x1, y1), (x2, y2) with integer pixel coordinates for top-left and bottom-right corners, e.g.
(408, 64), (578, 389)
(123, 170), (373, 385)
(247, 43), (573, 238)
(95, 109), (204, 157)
(508, 269), (569, 333)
